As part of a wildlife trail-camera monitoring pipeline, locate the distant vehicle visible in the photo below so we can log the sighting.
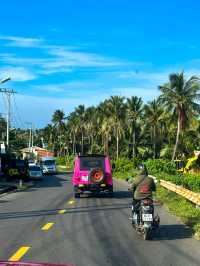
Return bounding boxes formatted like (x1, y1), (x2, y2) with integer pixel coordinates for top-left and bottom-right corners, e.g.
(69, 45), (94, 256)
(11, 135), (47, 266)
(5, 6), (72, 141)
(40, 157), (57, 174)
(28, 159), (36, 166)
(72, 154), (113, 198)
(29, 165), (43, 180)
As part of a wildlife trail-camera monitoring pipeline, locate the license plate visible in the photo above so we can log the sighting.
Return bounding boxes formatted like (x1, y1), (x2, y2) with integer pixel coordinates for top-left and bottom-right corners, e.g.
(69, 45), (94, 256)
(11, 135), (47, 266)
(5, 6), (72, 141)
(81, 176), (88, 181)
(142, 214), (153, 222)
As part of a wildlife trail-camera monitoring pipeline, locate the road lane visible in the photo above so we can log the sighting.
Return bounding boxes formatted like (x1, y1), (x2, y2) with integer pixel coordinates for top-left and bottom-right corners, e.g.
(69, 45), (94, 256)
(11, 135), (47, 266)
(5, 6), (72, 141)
(9, 246), (30, 262)
(41, 223), (54, 231)
(0, 174), (200, 266)
(0, 173), (72, 260)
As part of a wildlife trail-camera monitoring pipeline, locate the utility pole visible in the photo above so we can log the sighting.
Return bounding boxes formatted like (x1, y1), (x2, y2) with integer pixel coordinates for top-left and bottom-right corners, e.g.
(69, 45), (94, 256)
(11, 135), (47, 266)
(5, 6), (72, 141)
(31, 124), (34, 148)
(0, 89), (16, 148)
(41, 137), (45, 148)
(26, 122), (32, 150)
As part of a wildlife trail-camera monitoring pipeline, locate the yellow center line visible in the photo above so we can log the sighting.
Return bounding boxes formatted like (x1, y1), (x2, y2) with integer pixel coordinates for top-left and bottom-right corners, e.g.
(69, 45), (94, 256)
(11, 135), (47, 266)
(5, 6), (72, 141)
(58, 209), (66, 214)
(9, 246), (30, 261)
(41, 222), (54, 231)
(68, 199), (75, 205)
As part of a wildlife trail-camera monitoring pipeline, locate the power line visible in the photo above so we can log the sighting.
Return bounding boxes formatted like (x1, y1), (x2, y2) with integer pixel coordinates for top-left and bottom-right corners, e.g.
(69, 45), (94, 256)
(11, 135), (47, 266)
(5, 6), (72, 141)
(12, 95), (25, 128)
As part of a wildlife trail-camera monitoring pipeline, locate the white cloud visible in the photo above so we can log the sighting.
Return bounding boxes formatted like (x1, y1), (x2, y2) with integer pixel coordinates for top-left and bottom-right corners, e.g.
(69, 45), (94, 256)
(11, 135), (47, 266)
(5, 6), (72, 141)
(39, 67), (73, 75)
(0, 35), (43, 48)
(119, 68), (200, 87)
(31, 81), (103, 94)
(47, 47), (122, 67)
(0, 66), (37, 81)
(119, 70), (170, 84)
(0, 34), (123, 76)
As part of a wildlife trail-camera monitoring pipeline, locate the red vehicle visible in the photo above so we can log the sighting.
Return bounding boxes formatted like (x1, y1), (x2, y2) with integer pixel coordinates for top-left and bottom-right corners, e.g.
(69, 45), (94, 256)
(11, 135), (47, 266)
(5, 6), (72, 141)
(72, 154), (113, 198)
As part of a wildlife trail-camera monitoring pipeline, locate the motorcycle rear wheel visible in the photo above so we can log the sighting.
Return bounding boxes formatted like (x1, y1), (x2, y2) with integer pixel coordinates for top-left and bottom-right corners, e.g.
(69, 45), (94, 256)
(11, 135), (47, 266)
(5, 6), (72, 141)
(143, 228), (152, 240)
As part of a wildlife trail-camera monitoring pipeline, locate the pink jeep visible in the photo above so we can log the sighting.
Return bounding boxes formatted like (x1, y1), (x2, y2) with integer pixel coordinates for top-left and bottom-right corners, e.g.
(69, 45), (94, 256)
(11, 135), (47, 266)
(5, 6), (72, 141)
(72, 154), (113, 198)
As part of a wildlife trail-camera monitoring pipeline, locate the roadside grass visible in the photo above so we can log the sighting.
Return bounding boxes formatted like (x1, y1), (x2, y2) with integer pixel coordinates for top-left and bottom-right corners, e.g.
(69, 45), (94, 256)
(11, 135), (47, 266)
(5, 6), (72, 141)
(57, 165), (73, 173)
(114, 169), (139, 180)
(57, 165), (67, 172)
(156, 185), (200, 240)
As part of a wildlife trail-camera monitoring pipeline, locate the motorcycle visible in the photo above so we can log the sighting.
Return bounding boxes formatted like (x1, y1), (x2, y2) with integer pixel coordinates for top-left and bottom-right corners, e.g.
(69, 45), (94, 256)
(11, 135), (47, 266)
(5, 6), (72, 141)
(131, 198), (160, 240)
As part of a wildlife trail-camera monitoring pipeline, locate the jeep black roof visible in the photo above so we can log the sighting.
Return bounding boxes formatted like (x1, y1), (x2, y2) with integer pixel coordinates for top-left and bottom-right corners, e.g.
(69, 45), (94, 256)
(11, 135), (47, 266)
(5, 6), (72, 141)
(78, 154), (106, 158)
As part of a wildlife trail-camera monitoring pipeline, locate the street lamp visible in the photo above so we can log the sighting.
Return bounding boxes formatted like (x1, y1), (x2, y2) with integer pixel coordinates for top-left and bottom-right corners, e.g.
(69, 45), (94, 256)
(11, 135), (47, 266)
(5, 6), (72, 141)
(0, 76), (11, 84)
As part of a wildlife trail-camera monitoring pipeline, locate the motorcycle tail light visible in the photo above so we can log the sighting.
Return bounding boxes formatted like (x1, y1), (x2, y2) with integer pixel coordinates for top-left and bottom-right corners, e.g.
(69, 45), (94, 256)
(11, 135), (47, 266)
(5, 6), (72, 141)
(142, 199), (153, 205)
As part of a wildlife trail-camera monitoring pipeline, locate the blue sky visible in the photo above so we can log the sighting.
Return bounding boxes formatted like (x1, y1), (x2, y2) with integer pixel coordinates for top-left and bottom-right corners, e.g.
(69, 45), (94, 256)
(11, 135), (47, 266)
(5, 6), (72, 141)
(0, 0), (200, 127)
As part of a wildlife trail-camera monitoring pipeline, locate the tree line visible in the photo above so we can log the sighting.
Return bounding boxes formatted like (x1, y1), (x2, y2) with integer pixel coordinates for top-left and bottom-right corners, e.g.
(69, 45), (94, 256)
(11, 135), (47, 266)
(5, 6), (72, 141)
(40, 72), (200, 161)
(1, 72), (200, 160)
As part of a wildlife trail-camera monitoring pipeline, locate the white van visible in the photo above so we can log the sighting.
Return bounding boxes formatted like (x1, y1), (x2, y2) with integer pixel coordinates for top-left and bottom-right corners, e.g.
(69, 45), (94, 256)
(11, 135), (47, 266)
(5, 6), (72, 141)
(40, 157), (56, 174)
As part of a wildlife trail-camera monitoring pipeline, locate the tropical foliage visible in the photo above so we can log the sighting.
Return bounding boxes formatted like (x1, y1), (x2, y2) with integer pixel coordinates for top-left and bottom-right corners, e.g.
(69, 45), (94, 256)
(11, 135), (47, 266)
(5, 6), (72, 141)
(38, 72), (200, 160)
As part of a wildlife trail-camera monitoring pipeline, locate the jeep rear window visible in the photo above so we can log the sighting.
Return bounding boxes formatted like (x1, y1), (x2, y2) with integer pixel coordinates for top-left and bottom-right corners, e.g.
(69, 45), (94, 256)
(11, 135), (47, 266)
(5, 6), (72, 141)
(80, 157), (105, 171)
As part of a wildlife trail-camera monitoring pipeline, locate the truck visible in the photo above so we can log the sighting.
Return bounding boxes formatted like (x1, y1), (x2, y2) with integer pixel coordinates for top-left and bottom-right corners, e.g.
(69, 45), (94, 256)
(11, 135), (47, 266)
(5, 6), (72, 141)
(0, 153), (29, 181)
(39, 157), (57, 175)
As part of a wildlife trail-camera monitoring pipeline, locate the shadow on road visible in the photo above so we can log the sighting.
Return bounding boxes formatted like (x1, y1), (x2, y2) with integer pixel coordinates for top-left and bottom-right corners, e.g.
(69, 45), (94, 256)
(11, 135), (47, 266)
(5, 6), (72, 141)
(32, 174), (71, 189)
(153, 224), (192, 240)
(0, 203), (130, 220)
(79, 190), (132, 199)
(113, 190), (132, 198)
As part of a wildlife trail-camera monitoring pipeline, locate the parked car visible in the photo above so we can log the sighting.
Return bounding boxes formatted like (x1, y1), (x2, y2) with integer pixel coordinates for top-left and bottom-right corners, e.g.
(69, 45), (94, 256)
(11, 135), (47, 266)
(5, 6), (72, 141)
(28, 159), (36, 167)
(29, 165), (43, 180)
(72, 154), (113, 198)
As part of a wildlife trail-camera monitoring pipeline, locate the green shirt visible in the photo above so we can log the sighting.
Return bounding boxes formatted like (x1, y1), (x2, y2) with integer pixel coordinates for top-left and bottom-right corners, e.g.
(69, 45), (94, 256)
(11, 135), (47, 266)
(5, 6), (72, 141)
(131, 174), (156, 200)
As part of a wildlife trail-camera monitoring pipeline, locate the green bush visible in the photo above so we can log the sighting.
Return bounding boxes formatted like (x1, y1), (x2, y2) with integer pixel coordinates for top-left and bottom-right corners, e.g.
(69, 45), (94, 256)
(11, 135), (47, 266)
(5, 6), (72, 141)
(112, 157), (142, 173)
(56, 156), (66, 165)
(181, 174), (200, 193)
(155, 172), (200, 193)
(114, 169), (139, 180)
(56, 155), (74, 170)
(145, 159), (177, 175)
(112, 157), (133, 173)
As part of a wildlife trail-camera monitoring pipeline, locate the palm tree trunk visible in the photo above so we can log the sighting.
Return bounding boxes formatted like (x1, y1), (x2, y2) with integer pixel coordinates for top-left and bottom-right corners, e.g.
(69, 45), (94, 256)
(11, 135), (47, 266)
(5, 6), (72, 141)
(153, 125), (156, 159)
(81, 131), (84, 154)
(172, 115), (181, 161)
(104, 136), (106, 154)
(90, 135), (94, 153)
(106, 135), (109, 155)
(72, 133), (76, 155)
(132, 130), (136, 158)
(116, 131), (119, 159)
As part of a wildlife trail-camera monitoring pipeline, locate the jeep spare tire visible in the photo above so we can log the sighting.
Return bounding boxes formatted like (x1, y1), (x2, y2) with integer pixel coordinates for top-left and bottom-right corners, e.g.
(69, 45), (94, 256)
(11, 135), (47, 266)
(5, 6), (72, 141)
(90, 168), (104, 183)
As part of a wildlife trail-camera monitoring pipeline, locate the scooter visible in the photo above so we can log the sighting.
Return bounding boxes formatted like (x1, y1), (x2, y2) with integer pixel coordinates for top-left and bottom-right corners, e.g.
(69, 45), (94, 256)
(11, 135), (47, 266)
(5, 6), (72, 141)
(131, 198), (160, 240)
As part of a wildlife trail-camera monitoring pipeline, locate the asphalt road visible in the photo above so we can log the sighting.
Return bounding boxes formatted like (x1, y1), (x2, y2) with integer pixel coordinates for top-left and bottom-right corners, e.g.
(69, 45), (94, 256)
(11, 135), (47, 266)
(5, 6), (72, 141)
(0, 173), (200, 266)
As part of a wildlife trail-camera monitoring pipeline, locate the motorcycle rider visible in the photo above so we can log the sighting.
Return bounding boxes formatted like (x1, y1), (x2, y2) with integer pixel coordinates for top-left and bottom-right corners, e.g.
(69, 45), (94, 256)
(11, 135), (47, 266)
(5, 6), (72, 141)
(131, 164), (156, 214)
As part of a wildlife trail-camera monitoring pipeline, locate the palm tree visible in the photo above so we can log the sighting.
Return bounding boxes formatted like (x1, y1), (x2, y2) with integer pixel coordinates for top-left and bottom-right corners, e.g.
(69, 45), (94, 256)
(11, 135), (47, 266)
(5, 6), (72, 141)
(100, 117), (112, 155)
(108, 96), (126, 159)
(126, 96), (143, 158)
(144, 99), (166, 158)
(159, 72), (200, 160)
(74, 105), (86, 154)
(96, 100), (113, 154)
(84, 106), (96, 153)
(52, 110), (66, 155)
(67, 112), (79, 155)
